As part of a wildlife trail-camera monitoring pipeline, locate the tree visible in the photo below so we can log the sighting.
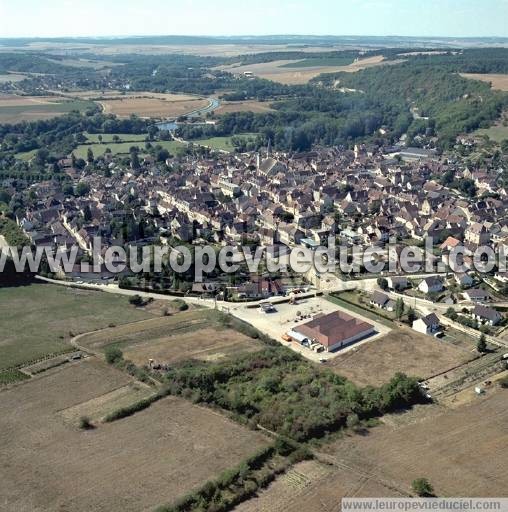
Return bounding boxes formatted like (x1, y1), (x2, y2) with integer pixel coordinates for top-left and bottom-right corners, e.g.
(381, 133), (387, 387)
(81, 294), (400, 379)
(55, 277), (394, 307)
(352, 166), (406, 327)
(98, 134), (103, 144)
(86, 147), (94, 163)
(445, 307), (458, 321)
(412, 478), (434, 497)
(104, 346), (123, 365)
(407, 307), (417, 324)
(377, 277), (388, 291)
(75, 181), (90, 197)
(477, 334), (487, 353)
(395, 298), (405, 320)
(83, 205), (92, 222)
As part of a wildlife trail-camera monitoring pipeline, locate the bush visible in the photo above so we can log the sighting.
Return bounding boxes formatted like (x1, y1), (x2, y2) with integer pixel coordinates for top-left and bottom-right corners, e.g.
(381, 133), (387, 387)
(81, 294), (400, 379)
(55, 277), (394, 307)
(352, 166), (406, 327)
(79, 416), (94, 430)
(412, 478), (434, 497)
(104, 346), (123, 364)
(129, 294), (143, 306)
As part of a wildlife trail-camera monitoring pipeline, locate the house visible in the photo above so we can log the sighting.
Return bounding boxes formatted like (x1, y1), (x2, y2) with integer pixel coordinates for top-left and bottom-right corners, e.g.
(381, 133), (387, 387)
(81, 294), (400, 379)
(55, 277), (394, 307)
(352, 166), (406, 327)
(418, 276), (444, 294)
(472, 305), (502, 326)
(370, 291), (390, 309)
(454, 272), (473, 288)
(464, 288), (491, 303)
(386, 276), (409, 291)
(413, 313), (441, 335)
(295, 311), (375, 352)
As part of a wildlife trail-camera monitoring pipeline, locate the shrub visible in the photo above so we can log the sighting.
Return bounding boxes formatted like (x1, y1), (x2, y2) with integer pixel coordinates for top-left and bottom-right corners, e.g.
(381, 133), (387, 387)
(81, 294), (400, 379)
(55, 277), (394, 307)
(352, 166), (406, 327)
(104, 345), (123, 364)
(79, 416), (94, 430)
(412, 478), (434, 497)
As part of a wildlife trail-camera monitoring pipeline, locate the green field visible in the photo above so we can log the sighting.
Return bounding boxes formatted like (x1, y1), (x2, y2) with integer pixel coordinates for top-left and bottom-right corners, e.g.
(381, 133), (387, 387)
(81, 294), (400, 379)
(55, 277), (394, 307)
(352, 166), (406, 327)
(280, 57), (354, 68)
(0, 99), (94, 124)
(194, 133), (258, 152)
(73, 139), (185, 159)
(14, 149), (38, 161)
(0, 283), (153, 372)
(474, 124), (508, 143)
(84, 132), (148, 143)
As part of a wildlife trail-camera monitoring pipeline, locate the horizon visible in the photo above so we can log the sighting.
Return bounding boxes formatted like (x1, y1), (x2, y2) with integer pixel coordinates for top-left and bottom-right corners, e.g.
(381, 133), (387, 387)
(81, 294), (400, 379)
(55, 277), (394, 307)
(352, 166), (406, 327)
(1, 0), (507, 39)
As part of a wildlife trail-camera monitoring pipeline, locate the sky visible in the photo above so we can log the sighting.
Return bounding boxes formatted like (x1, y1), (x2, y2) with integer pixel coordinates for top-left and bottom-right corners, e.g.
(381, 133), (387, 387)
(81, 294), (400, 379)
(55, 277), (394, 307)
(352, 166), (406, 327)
(0, 0), (507, 39)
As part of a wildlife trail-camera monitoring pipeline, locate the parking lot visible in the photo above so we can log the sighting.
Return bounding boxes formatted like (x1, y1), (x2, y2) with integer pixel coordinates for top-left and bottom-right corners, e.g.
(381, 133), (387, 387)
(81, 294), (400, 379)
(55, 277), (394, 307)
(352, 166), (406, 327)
(229, 296), (391, 362)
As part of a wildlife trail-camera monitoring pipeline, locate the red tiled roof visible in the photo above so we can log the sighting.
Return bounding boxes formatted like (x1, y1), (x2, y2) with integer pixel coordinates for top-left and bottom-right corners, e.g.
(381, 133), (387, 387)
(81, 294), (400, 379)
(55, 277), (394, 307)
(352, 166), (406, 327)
(295, 311), (373, 348)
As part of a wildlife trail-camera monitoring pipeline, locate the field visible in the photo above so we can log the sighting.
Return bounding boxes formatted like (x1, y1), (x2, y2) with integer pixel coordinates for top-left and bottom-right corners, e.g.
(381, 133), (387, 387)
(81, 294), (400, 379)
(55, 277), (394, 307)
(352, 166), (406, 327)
(0, 358), (269, 511)
(0, 73), (27, 83)
(474, 123), (508, 143)
(0, 93), (94, 123)
(73, 139), (185, 159)
(321, 389), (508, 497)
(218, 55), (393, 84)
(279, 56), (354, 68)
(461, 73), (508, 91)
(83, 132), (147, 143)
(327, 326), (474, 387)
(78, 309), (262, 366)
(235, 460), (403, 512)
(0, 283), (154, 371)
(194, 133), (259, 151)
(98, 93), (209, 118)
(214, 100), (275, 115)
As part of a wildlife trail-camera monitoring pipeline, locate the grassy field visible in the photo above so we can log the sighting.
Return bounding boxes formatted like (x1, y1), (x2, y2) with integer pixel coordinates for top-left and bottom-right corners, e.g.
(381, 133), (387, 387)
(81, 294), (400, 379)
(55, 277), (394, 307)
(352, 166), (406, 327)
(0, 358), (269, 511)
(0, 94), (94, 124)
(78, 309), (262, 366)
(195, 133), (259, 151)
(474, 124), (508, 143)
(73, 139), (185, 159)
(84, 132), (148, 143)
(0, 283), (154, 371)
(215, 100), (274, 115)
(14, 148), (37, 161)
(327, 326), (474, 387)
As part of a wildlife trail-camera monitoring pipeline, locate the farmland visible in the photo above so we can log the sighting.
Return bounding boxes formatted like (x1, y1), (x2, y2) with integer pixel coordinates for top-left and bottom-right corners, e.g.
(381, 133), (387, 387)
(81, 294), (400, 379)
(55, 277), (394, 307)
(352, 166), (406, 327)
(461, 73), (508, 91)
(78, 309), (263, 365)
(98, 92), (209, 118)
(0, 283), (153, 372)
(235, 460), (404, 512)
(0, 93), (94, 123)
(322, 389), (508, 497)
(218, 55), (392, 84)
(327, 326), (474, 387)
(214, 99), (275, 115)
(0, 358), (269, 511)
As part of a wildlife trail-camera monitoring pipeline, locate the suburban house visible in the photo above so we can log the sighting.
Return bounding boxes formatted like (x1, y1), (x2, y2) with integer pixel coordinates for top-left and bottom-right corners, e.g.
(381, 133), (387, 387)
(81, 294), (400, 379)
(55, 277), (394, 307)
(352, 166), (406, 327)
(472, 305), (502, 326)
(454, 272), (473, 288)
(418, 276), (444, 294)
(413, 313), (441, 336)
(386, 276), (409, 291)
(464, 288), (492, 303)
(295, 311), (375, 352)
(370, 291), (395, 311)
